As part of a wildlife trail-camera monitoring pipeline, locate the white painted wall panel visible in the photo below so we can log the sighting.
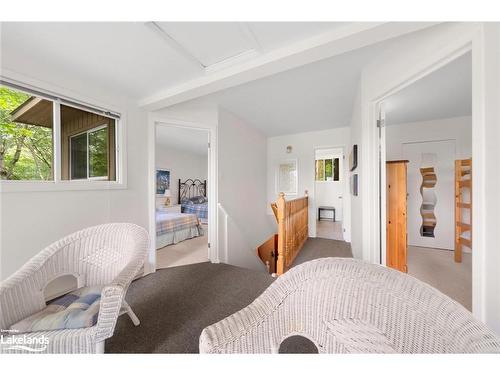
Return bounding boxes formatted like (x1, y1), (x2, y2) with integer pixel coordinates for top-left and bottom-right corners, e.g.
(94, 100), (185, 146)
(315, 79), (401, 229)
(218, 109), (271, 271)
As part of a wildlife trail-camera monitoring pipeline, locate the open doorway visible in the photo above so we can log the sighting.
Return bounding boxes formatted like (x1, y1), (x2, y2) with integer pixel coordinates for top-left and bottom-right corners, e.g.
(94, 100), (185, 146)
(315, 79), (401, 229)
(382, 52), (472, 310)
(154, 123), (210, 269)
(314, 147), (344, 241)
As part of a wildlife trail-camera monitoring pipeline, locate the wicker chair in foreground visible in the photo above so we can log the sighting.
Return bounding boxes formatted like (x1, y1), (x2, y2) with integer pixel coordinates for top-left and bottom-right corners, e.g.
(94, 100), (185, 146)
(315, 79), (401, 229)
(200, 258), (500, 354)
(0, 223), (149, 354)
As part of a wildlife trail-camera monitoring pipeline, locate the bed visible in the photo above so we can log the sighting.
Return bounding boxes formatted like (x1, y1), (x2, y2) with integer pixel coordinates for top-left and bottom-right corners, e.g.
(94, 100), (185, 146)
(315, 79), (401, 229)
(179, 178), (208, 224)
(156, 209), (203, 249)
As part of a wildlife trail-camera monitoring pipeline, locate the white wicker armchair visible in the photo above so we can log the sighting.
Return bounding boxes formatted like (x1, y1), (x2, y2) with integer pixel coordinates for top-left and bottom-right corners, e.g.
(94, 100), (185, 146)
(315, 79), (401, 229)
(0, 223), (149, 354)
(200, 258), (500, 354)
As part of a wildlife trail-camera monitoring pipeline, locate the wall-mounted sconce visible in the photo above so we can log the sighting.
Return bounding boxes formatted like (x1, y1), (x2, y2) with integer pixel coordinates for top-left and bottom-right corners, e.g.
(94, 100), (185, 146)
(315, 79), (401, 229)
(286, 145), (292, 154)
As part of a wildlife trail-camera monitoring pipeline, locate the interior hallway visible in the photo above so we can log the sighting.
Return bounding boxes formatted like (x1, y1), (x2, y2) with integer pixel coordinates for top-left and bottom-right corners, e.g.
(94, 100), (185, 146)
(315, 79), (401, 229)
(316, 220), (344, 240)
(407, 246), (472, 310)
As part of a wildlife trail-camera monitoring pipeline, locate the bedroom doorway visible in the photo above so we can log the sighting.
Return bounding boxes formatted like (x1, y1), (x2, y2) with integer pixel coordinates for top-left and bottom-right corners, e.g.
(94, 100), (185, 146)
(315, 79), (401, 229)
(380, 51), (472, 310)
(153, 122), (211, 269)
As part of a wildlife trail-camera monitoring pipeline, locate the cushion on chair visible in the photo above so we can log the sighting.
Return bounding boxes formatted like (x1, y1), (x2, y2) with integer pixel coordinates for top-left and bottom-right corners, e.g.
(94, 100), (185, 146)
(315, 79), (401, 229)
(10, 286), (102, 333)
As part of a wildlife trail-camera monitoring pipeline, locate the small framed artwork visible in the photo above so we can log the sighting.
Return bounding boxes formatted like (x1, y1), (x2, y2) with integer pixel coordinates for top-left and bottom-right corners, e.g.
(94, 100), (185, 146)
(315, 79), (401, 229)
(156, 169), (171, 195)
(350, 174), (358, 196)
(276, 159), (298, 195)
(349, 144), (358, 171)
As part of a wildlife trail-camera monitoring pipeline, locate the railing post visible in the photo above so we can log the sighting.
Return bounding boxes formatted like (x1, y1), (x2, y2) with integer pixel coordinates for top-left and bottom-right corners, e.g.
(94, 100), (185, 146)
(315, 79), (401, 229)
(276, 192), (286, 275)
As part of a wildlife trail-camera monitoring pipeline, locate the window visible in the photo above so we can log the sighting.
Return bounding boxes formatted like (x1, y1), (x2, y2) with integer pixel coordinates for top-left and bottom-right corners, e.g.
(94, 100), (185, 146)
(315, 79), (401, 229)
(70, 125), (109, 180)
(88, 126), (108, 178)
(0, 86), (54, 180)
(70, 133), (87, 179)
(315, 158), (339, 181)
(62, 104), (115, 181)
(0, 81), (119, 185)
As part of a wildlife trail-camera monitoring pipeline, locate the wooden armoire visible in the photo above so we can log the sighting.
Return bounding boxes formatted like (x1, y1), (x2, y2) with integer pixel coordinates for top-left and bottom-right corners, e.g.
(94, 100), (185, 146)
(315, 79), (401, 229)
(386, 160), (408, 273)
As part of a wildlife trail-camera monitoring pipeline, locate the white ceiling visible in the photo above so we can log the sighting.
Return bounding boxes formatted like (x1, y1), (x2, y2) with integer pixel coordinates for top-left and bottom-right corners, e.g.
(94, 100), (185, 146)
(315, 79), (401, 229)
(181, 41), (392, 136)
(156, 125), (208, 156)
(156, 22), (258, 67)
(0, 22), (350, 100)
(1, 22), (199, 99)
(171, 33), (471, 136)
(385, 52), (472, 125)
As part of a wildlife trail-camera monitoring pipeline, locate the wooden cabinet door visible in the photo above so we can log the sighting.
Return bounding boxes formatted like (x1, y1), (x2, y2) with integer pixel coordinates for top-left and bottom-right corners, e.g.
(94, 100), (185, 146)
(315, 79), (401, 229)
(386, 161), (408, 273)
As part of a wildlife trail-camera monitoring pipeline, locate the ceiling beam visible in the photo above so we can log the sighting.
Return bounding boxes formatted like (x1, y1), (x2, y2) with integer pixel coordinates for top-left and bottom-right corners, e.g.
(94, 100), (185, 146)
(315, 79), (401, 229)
(144, 22), (207, 70)
(139, 22), (439, 111)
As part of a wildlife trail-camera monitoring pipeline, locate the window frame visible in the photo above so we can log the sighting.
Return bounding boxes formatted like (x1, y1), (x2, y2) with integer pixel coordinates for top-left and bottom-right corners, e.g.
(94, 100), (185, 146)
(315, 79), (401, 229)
(315, 157), (341, 182)
(0, 78), (125, 192)
(69, 124), (109, 181)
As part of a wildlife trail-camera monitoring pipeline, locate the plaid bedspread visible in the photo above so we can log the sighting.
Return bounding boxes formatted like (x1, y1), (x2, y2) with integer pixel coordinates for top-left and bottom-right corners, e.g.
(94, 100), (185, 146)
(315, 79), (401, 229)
(181, 202), (208, 223)
(156, 211), (201, 237)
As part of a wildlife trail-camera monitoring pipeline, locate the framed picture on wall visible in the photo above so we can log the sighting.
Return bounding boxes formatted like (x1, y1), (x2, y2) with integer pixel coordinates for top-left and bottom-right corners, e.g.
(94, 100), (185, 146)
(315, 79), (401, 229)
(276, 159), (298, 195)
(349, 144), (358, 171)
(350, 174), (358, 196)
(156, 169), (171, 195)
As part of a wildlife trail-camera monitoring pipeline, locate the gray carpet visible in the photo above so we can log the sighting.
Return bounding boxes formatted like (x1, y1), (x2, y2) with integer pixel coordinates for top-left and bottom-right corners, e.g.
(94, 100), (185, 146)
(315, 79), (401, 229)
(292, 237), (353, 266)
(106, 262), (273, 353)
(107, 237), (352, 353)
(407, 246), (472, 311)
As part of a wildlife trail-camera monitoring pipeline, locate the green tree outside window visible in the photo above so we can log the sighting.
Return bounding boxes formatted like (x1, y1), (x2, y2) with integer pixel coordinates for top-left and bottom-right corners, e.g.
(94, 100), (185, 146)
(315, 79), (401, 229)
(0, 86), (53, 180)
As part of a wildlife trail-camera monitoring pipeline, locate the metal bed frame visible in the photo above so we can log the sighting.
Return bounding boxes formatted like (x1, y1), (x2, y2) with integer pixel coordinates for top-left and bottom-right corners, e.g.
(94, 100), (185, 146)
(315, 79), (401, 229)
(178, 178), (207, 204)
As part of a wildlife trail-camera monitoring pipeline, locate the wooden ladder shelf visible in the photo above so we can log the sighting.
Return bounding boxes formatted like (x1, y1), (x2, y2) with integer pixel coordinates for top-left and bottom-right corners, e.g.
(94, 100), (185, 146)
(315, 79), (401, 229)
(455, 158), (472, 263)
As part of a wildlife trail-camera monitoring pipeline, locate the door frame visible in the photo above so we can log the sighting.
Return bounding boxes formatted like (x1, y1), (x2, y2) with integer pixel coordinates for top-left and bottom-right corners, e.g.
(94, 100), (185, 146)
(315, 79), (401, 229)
(144, 114), (218, 274)
(370, 32), (485, 319)
(312, 144), (347, 240)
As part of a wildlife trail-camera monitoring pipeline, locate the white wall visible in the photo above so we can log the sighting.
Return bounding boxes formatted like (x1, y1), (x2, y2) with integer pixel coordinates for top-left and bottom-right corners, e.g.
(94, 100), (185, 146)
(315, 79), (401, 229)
(482, 23), (500, 334)
(386, 116), (472, 161)
(0, 70), (149, 285)
(348, 83), (363, 258)
(267, 127), (351, 242)
(155, 143), (208, 206)
(218, 109), (271, 271)
(386, 116), (472, 250)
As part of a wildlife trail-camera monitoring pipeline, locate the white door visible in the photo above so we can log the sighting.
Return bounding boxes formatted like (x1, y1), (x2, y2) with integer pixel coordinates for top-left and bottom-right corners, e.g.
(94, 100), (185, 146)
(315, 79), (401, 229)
(403, 140), (455, 250)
